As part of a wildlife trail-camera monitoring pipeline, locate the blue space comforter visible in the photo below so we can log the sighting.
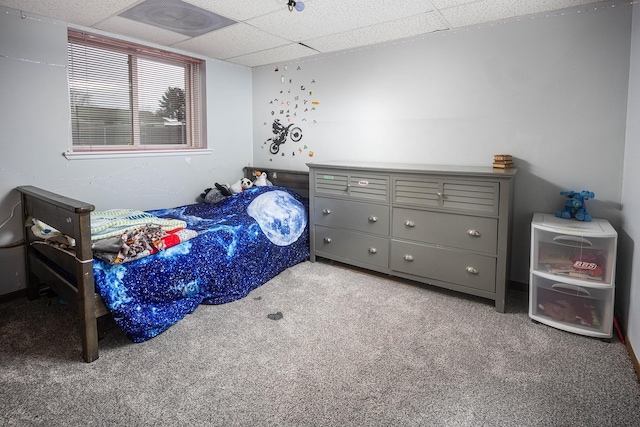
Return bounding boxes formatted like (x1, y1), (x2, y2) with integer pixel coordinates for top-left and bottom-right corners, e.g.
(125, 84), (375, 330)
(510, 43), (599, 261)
(92, 186), (309, 342)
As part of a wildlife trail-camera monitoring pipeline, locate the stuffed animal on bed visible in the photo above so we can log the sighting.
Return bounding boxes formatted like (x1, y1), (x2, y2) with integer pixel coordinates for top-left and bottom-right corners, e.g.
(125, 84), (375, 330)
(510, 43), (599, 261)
(214, 177), (253, 197)
(200, 177), (253, 203)
(230, 177), (253, 194)
(252, 171), (273, 187)
(200, 187), (226, 204)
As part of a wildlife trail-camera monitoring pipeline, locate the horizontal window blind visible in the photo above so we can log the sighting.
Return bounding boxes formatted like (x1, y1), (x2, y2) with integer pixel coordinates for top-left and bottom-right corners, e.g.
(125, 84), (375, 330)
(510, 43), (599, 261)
(67, 30), (204, 151)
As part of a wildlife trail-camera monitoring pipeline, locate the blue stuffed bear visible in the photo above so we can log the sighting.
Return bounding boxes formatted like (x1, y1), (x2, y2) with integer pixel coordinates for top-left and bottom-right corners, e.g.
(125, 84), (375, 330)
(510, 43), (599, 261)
(555, 190), (594, 221)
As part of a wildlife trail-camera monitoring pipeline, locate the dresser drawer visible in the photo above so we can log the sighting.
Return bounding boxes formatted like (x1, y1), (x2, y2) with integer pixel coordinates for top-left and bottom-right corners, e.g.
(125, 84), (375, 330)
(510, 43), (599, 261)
(394, 176), (440, 207)
(394, 176), (499, 215)
(390, 240), (497, 292)
(442, 180), (499, 214)
(314, 197), (389, 236)
(349, 173), (389, 202)
(392, 209), (497, 254)
(313, 169), (389, 202)
(313, 170), (349, 197)
(314, 225), (389, 268)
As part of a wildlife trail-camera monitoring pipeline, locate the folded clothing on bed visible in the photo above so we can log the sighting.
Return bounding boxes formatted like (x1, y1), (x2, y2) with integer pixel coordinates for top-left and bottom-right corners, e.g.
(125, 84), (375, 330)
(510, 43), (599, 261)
(90, 209), (187, 241)
(93, 224), (198, 264)
(30, 212), (194, 264)
(30, 218), (76, 246)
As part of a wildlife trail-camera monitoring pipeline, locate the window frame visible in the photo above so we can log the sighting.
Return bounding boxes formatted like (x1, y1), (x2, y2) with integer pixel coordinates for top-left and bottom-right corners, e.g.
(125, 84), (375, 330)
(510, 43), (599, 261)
(66, 28), (208, 158)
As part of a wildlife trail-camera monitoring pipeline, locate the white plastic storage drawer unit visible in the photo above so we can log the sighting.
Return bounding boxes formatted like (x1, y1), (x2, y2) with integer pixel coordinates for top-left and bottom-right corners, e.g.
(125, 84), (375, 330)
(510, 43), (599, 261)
(529, 213), (617, 339)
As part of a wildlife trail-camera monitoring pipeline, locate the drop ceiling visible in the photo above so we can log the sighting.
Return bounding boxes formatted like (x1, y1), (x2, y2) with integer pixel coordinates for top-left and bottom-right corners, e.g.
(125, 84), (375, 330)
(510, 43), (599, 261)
(0, 0), (613, 68)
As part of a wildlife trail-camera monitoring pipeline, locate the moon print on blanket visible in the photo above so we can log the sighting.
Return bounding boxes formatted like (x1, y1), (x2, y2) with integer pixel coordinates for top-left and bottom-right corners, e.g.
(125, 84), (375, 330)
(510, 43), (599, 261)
(247, 190), (307, 246)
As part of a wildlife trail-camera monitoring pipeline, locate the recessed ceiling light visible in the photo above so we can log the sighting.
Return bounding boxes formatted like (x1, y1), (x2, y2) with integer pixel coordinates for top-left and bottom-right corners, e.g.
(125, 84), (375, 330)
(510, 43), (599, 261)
(119, 0), (236, 38)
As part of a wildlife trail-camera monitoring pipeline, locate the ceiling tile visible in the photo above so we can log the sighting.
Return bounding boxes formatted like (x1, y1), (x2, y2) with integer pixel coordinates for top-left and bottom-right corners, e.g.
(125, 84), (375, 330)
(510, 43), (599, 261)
(0, 0), (135, 27)
(183, 0), (286, 21)
(227, 43), (319, 68)
(173, 23), (291, 60)
(431, 0), (482, 9)
(306, 12), (448, 53)
(246, 0), (438, 41)
(440, 0), (606, 28)
(95, 16), (191, 47)
(1, 0), (615, 68)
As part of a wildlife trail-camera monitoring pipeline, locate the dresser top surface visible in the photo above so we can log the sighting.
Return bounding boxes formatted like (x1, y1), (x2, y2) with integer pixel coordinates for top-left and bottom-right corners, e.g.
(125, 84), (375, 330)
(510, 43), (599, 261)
(306, 161), (517, 178)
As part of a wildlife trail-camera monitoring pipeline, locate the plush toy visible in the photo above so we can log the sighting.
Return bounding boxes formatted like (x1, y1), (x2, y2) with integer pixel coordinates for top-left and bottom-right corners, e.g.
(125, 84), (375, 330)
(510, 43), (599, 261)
(231, 177), (253, 194)
(214, 177), (253, 197)
(555, 190), (594, 222)
(200, 187), (226, 204)
(252, 170), (272, 187)
(200, 176), (255, 203)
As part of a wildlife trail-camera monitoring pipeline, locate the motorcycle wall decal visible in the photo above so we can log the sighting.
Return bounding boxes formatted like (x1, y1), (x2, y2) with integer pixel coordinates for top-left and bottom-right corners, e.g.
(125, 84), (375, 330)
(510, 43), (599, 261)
(266, 119), (303, 154)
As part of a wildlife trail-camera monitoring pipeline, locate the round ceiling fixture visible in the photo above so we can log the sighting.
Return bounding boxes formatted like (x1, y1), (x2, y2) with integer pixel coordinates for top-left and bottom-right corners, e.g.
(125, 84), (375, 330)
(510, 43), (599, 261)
(287, 0), (305, 12)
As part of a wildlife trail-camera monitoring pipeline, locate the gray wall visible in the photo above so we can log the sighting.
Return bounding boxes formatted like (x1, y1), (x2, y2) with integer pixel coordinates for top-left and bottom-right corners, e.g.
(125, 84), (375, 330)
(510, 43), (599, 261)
(252, 4), (632, 287)
(252, 2), (639, 359)
(621, 5), (640, 365)
(1, 2), (637, 363)
(0, 7), (253, 295)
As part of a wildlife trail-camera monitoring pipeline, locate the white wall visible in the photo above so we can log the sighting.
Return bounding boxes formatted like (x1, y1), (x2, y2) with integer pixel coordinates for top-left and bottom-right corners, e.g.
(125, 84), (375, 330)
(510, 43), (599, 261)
(252, 4), (632, 287)
(621, 4), (640, 363)
(0, 6), (253, 295)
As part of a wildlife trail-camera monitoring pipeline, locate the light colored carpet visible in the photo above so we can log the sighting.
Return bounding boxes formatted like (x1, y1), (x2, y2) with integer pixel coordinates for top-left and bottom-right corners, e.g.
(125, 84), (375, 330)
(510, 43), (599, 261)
(1, 260), (639, 426)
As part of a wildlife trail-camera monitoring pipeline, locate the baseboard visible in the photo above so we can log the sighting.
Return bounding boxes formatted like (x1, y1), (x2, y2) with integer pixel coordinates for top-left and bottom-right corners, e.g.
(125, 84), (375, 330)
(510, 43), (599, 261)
(509, 280), (528, 292)
(0, 288), (27, 303)
(625, 336), (640, 383)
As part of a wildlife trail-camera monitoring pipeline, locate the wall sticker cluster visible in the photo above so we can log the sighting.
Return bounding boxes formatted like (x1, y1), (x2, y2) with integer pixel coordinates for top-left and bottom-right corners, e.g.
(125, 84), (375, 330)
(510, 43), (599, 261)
(262, 65), (319, 163)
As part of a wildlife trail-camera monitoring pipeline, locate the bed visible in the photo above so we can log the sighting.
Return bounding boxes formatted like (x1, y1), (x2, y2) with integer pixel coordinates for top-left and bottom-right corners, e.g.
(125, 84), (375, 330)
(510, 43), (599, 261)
(16, 167), (309, 363)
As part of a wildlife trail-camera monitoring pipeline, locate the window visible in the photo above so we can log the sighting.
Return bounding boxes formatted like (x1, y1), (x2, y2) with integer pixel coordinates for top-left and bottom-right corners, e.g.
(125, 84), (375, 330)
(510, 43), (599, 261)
(67, 30), (205, 154)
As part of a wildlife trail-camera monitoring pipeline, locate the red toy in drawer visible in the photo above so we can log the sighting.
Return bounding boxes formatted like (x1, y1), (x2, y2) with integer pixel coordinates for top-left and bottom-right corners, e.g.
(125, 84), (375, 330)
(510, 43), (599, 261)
(570, 251), (605, 278)
(536, 284), (602, 328)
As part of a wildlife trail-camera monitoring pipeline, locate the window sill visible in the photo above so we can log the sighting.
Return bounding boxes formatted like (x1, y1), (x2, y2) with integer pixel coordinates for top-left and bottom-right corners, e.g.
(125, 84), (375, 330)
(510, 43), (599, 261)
(63, 148), (213, 160)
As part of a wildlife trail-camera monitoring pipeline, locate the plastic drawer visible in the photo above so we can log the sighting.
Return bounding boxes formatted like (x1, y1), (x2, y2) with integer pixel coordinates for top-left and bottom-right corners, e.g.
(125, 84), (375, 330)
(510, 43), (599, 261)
(529, 274), (613, 338)
(531, 214), (617, 285)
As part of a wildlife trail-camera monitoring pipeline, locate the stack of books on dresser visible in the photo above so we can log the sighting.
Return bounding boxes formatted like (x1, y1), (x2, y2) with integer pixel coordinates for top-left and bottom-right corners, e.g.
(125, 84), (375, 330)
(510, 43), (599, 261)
(493, 154), (514, 169)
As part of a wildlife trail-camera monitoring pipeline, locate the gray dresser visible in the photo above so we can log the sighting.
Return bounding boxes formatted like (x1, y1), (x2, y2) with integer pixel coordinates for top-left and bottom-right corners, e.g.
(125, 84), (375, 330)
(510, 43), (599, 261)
(307, 161), (517, 312)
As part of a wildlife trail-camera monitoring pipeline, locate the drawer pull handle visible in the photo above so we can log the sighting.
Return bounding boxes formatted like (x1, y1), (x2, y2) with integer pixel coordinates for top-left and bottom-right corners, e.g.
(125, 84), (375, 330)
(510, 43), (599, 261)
(369, 247), (378, 254)
(437, 192), (443, 198)
(552, 235), (593, 247)
(368, 216), (378, 223)
(403, 254), (414, 262)
(467, 230), (481, 237)
(322, 209), (332, 215)
(323, 237), (332, 243)
(551, 283), (591, 297)
(466, 266), (479, 274)
(404, 220), (415, 227)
